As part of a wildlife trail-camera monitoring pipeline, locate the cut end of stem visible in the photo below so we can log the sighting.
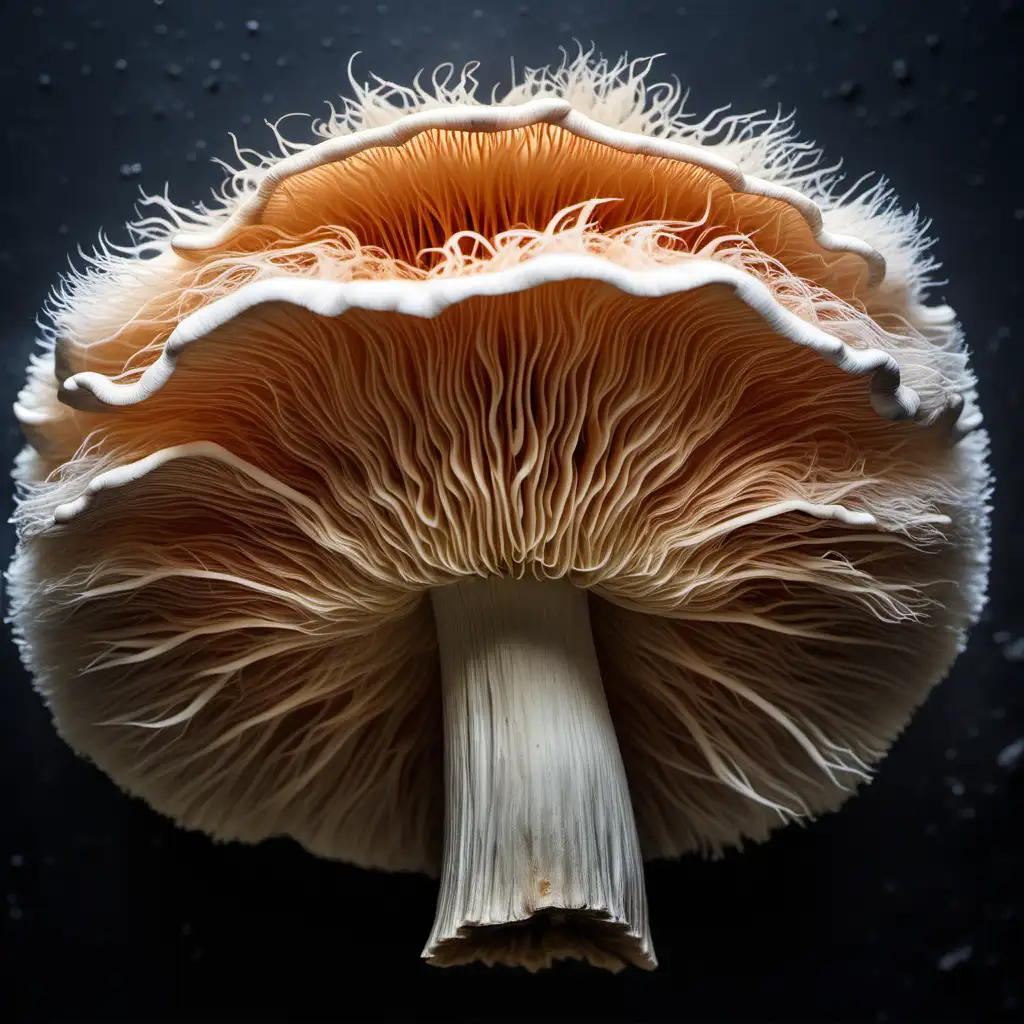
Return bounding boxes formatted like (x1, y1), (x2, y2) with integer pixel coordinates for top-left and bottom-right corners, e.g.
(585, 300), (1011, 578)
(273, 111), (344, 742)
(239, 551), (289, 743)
(425, 907), (657, 972)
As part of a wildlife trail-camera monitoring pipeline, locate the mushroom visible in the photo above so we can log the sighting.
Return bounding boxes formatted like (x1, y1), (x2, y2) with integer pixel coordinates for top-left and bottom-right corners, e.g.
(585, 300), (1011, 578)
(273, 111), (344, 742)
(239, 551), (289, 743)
(6, 50), (990, 972)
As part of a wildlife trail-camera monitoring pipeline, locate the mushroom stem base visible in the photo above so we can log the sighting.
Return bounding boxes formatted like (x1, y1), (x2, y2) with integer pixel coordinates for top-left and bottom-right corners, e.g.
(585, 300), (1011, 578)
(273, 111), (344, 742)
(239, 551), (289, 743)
(423, 574), (655, 972)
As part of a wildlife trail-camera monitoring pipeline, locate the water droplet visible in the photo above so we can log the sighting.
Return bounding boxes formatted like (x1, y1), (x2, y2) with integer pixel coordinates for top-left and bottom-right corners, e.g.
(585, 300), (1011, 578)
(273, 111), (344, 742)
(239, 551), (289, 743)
(926, 32), (942, 49)
(826, 8), (841, 24)
(165, 62), (182, 79)
(838, 80), (860, 100)
(246, 19), (260, 34)
(37, 72), (52, 88)
(892, 58), (911, 83)
(10, 854), (24, 868)
(114, 58), (128, 72)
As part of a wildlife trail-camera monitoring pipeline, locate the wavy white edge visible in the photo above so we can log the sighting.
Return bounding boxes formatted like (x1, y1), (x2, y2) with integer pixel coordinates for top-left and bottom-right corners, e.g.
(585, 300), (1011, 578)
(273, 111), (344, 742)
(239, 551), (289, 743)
(57, 253), (919, 420)
(11, 403), (52, 426)
(168, 97), (887, 287)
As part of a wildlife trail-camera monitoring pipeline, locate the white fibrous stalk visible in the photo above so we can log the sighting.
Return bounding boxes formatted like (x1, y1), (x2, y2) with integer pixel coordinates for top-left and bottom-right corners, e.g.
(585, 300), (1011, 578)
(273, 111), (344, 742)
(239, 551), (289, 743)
(426, 575), (654, 971)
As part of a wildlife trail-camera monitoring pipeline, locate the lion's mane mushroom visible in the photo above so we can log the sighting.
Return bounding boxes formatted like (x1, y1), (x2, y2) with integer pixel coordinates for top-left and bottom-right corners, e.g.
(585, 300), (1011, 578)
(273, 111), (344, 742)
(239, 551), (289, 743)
(7, 49), (990, 972)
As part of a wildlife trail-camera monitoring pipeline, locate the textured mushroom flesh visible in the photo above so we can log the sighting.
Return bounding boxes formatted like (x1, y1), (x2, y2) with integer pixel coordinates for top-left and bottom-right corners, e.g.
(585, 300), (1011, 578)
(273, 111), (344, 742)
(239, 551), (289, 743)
(47, 122), (889, 393)
(203, 124), (876, 303)
(16, 263), (974, 869)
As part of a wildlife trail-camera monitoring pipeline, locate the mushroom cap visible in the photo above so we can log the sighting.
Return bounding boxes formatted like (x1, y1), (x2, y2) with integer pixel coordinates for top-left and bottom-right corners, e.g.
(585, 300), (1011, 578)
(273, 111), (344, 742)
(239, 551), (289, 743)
(8, 50), (990, 871)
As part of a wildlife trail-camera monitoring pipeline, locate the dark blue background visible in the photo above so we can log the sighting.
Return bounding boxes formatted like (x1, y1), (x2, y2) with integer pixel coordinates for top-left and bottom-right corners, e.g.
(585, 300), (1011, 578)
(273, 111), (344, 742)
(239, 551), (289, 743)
(1, 1), (1021, 1020)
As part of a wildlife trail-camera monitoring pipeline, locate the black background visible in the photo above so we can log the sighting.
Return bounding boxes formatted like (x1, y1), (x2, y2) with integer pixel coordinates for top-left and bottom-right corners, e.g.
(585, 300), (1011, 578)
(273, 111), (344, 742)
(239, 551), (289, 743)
(1, 1), (1022, 1021)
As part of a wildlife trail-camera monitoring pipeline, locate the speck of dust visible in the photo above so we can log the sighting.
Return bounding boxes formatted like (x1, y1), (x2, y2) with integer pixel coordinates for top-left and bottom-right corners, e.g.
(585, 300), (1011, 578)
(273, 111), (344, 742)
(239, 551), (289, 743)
(946, 777), (966, 797)
(992, 631), (1024, 661)
(937, 945), (973, 971)
(997, 738), (1024, 771)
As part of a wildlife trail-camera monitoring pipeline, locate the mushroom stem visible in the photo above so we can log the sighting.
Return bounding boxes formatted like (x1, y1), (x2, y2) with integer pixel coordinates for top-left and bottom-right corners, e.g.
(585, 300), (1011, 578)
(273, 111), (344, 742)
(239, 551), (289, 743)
(423, 574), (656, 972)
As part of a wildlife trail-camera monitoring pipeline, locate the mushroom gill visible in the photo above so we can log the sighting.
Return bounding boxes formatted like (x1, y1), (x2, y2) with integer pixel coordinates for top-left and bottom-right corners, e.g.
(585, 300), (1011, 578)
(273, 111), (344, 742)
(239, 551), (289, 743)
(7, 50), (990, 974)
